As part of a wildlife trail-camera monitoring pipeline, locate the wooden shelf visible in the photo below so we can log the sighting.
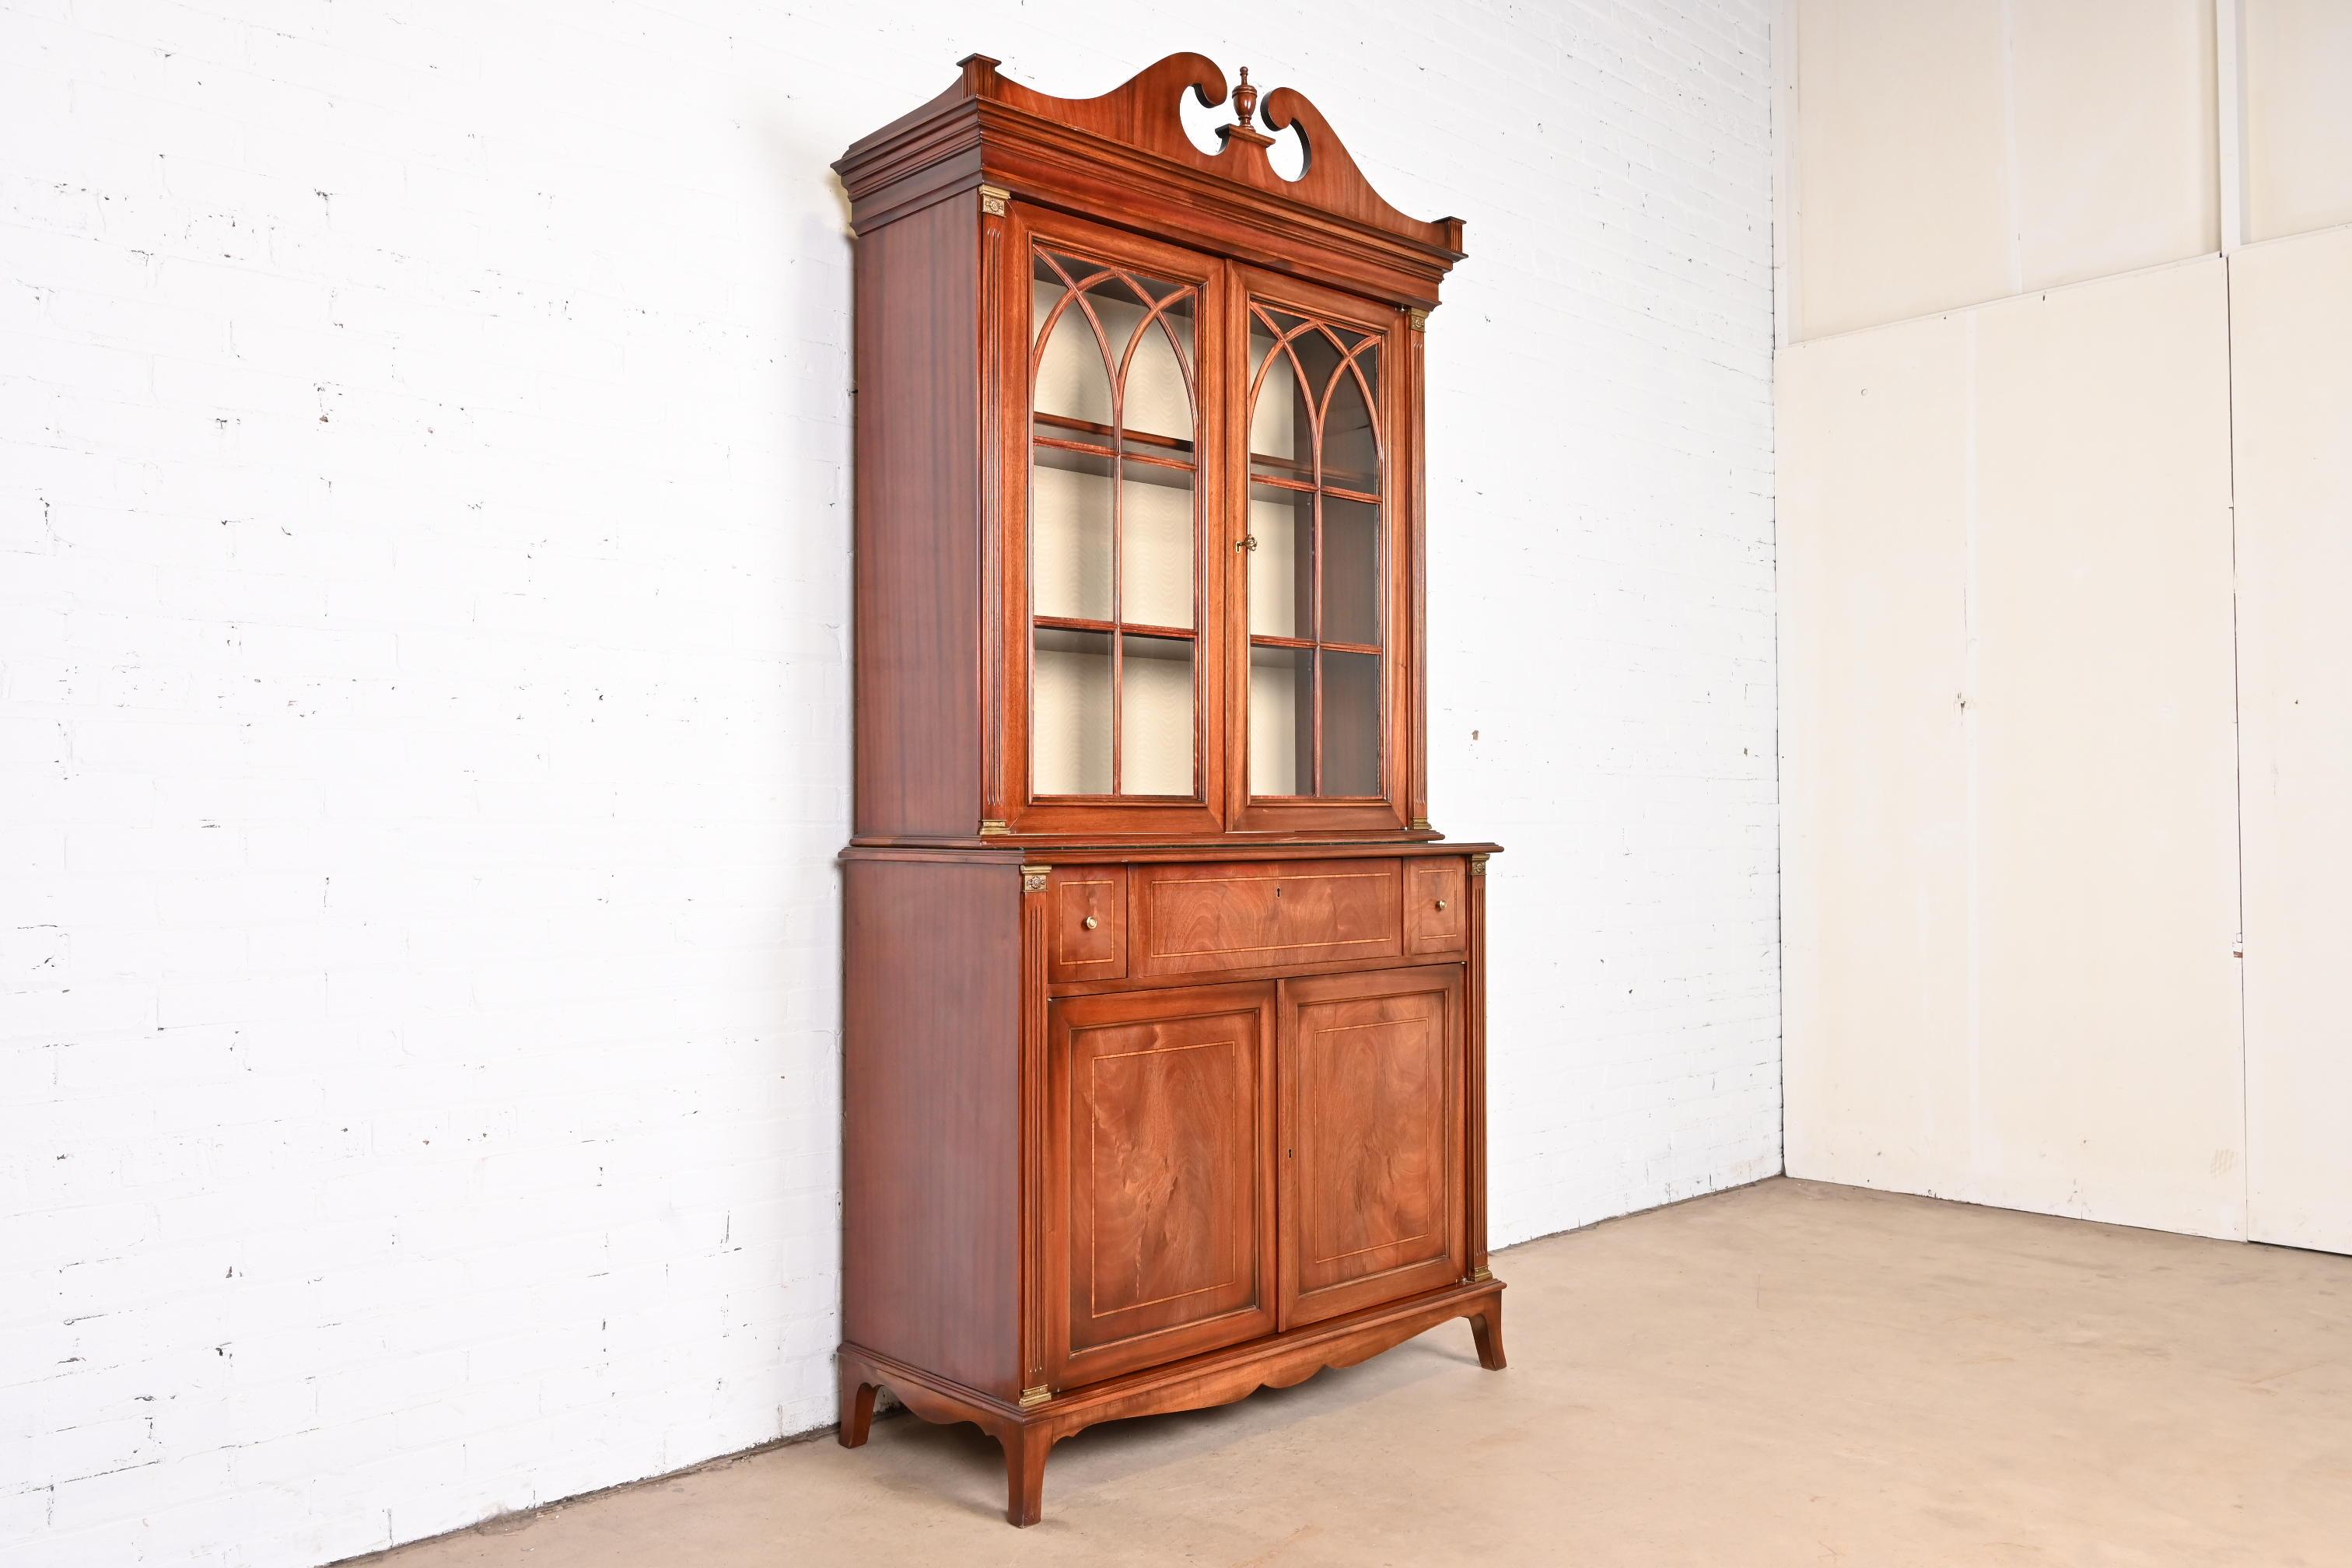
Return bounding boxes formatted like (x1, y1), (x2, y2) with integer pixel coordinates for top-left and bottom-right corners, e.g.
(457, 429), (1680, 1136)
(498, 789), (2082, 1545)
(1248, 634), (1381, 657)
(1036, 615), (1196, 642)
(1248, 464), (1380, 503)
(1035, 438), (1197, 488)
(1035, 411), (1196, 457)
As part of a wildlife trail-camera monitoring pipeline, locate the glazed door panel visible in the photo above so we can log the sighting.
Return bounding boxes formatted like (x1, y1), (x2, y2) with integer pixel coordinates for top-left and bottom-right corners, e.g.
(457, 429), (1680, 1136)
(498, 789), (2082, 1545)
(1004, 208), (1227, 836)
(1279, 966), (1465, 1326)
(1047, 982), (1277, 1387)
(1229, 267), (1413, 834)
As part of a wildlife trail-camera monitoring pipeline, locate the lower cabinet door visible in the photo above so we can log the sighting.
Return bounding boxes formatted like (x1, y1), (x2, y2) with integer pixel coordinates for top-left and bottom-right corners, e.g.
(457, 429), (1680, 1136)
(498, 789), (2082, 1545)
(1047, 982), (1278, 1387)
(1279, 965), (1467, 1327)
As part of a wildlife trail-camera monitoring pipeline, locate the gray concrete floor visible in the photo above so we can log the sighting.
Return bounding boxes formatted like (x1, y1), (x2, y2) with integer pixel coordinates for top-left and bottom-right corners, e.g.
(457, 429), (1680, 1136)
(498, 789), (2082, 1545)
(361, 1178), (2352, 1566)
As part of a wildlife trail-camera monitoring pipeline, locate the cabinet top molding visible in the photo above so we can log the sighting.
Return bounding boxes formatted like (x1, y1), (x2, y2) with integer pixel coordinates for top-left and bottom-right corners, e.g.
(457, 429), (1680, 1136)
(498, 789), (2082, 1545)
(834, 52), (1466, 289)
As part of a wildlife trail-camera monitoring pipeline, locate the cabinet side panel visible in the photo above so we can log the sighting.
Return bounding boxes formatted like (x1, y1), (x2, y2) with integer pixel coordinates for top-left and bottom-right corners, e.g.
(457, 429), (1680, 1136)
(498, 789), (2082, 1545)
(853, 199), (982, 837)
(842, 859), (1020, 1396)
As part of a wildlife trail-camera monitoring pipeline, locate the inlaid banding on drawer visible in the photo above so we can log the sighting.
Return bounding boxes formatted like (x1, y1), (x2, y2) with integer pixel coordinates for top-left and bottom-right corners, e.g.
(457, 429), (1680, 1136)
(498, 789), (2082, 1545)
(1048, 866), (1127, 983)
(1132, 859), (1404, 977)
(1406, 859), (1466, 955)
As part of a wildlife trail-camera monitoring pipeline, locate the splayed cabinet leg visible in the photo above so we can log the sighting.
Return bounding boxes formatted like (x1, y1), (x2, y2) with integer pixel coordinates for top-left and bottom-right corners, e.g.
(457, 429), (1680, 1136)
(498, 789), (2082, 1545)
(838, 1363), (877, 1448)
(1470, 1303), (1506, 1370)
(1003, 1423), (1053, 1527)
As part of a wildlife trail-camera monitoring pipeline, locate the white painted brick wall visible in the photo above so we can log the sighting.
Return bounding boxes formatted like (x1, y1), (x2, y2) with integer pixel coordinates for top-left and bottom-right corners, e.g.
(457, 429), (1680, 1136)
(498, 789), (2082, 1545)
(1426, 1), (1781, 1236)
(0, 2), (1778, 1563)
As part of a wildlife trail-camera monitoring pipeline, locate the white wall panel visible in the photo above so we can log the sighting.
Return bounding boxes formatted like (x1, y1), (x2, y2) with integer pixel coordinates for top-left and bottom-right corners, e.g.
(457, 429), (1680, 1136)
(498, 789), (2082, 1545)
(1782, 261), (2244, 1239)
(2232, 225), (2352, 1253)
(2244, 0), (2352, 241)
(1793, 0), (2010, 338)
(1779, 317), (1972, 1194)
(1794, 0), (2219, 338)
(1968, 261), (2242, 1239)
(2007, 1), (2218, 289)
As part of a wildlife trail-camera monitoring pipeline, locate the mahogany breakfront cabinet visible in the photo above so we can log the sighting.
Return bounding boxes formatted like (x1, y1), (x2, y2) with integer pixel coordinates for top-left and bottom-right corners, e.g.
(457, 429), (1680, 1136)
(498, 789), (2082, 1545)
(832, 51), (1503, 1526)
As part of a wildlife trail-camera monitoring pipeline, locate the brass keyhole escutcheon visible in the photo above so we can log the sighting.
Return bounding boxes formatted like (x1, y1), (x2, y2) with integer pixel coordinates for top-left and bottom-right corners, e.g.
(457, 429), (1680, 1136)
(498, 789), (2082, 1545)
(1083, 915), (1098, 930)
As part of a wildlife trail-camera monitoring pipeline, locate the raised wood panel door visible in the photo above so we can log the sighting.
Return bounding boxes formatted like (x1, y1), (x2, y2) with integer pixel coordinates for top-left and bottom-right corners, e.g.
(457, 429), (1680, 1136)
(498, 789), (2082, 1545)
(1278, 965), (1465, 1327)
(1046, 982), (1277, 1388)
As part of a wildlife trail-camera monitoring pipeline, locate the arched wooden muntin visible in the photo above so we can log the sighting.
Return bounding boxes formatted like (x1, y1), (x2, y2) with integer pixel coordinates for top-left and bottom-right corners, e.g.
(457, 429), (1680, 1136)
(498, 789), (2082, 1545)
(1244, 303), (1387, 798)
(1027, 244), (1205, 800)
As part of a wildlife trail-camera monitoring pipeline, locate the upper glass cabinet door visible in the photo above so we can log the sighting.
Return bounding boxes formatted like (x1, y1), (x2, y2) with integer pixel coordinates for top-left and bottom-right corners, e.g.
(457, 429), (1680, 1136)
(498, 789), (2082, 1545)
(1244, 299), (1388, 801)
(1027, 244), (1203, 802)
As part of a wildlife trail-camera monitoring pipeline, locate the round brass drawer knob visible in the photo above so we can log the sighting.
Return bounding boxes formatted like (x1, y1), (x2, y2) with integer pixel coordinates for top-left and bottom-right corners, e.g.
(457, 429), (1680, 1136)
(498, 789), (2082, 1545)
(1435, 899), (1448, 911)
(1083, 915), (1099, 930)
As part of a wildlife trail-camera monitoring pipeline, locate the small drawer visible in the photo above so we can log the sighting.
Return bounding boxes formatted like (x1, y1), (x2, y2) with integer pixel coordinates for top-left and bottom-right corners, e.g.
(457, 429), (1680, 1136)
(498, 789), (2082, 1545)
(1047, 866), (1126, 984)
(1405, 858), (1466, 955)
(1132, 858), (1402, 978)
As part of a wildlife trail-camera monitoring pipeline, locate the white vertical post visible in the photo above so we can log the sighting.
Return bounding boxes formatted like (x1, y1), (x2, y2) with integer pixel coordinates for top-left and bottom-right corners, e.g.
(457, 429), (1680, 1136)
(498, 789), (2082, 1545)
(1773, 0), (1801, 348)
(2217, 0), (2249, 252)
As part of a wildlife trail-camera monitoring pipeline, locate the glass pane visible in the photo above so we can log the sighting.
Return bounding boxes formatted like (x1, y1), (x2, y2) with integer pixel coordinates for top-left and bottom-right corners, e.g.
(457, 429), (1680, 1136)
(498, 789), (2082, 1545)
(1246, 481), (1309, 639)
(1033, 626), (1111, 795)
(1321, 649), (1381, 796)
(1248, 311), (1305, 470)
(1241, 300), (1391, 804)
(1122, 634), (1195, 796)
(1033, 262), (1111, 429)
(1070, 264), (1150, 427)
(1320, 495), (1381, 647)
(1031, 446), (1113, 621)
(1121, 291), (1194, 446)
(1122, 464), (1192, 630)
(1248, 644), (1311, 796)
(1326, 341), (1374, 486)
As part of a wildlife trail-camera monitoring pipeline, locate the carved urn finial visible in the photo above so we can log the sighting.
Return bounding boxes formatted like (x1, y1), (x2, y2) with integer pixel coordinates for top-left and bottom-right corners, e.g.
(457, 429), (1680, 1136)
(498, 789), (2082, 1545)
(1220, 64), (1276, 149)
(1232, 66), (1259, 128)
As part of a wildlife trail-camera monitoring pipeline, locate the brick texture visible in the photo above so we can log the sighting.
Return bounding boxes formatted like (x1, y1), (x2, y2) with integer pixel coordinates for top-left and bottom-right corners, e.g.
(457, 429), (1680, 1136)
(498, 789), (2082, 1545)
(0, 3), (1778, 1563)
